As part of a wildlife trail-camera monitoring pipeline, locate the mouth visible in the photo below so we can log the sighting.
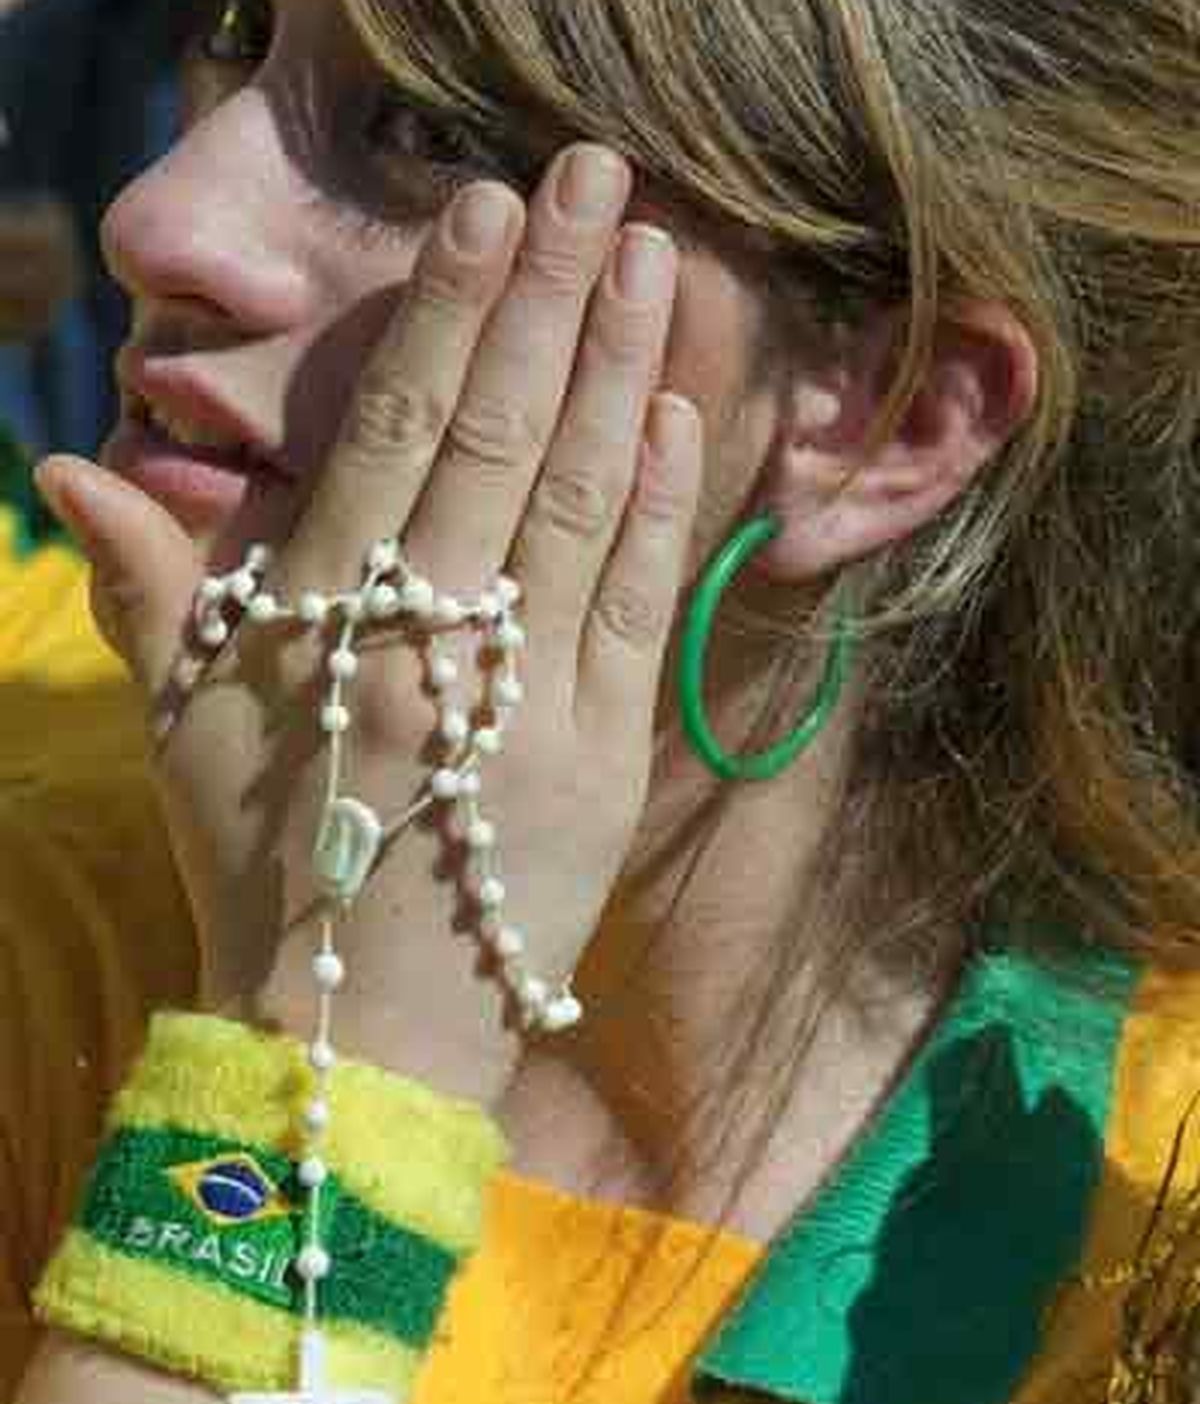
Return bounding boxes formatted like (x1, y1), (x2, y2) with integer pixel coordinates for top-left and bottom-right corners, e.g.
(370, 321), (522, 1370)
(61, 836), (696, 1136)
(104, 361), (296, 530)
(126, 393), (285, 475)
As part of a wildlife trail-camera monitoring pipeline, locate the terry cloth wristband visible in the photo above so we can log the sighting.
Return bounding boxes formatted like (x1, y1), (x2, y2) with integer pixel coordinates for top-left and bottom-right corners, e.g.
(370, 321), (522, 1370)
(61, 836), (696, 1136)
(35, 1012), (508, 1397)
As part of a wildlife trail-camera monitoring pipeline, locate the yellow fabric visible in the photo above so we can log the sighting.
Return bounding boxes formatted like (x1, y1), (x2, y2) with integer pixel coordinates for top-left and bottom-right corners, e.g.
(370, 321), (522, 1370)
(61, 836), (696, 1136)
(34, 1231), (423, 1396)
(1014, 966), (1200, 1403)
(112, 1012), (508, 1252)
(0, 512), (197, 1400)
(416, 1174), (762, 1404)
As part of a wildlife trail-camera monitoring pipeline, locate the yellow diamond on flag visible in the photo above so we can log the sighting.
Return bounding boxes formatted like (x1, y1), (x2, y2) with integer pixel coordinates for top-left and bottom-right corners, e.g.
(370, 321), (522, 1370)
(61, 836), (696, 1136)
(169, 1153), (293, 1228)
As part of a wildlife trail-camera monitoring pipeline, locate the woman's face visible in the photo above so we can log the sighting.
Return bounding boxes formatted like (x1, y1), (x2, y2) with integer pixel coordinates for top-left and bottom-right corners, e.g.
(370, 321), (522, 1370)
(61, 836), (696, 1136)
(99, 0), (781, 567)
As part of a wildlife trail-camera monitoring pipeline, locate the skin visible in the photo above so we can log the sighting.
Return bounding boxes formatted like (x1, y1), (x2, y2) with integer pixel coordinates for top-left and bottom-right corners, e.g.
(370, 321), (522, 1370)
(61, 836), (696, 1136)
(19, 0), (1039, 1397)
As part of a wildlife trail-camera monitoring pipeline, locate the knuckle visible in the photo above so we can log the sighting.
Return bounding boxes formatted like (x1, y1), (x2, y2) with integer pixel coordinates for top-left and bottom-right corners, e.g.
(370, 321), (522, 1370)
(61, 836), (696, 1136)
(590, 300), (661, 367)
(446, 397), (543, 475)
(594, 582), (664, 651)
(518, 240), (590, 299)
(412, 259), (492, 315)
(534, 467), (614, 541)
(343, 382), (447, 467)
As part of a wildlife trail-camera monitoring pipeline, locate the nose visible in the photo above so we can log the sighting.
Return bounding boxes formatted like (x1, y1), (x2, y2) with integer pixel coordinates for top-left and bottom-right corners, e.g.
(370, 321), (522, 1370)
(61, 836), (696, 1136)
(101, 85), (315, 334)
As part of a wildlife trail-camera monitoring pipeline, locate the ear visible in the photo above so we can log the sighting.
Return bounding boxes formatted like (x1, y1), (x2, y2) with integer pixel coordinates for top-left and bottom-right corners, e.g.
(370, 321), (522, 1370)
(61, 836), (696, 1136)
(754, 302), (1039, 580)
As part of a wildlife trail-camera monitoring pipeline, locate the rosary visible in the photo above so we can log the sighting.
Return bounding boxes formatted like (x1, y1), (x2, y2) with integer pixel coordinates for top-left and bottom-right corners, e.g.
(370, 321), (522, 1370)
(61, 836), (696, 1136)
(179, 537), (582, 1403)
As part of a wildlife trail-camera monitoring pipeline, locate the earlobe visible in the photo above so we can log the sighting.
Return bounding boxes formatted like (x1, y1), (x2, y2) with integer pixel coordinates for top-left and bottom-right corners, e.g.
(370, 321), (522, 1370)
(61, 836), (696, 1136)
(756, 302), (1039, 581)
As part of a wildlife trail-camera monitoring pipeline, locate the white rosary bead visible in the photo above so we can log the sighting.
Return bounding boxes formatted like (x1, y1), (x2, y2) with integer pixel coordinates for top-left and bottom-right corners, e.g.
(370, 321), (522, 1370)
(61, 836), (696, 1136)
(329, 649), (359, 681)
(541, 994), (584, 1033)
(305, 1099), (331, 1133)
(368, 584), (400, 619)
(248, 594), (280, 624)
(401, 577), (435, 616)
(230, 569), (258, 605)
(342, 593), (367, 624)
(295, 1245), (332, 1282)
(309, 1040), (338, 1074)
(247, 544), (274, 571)
(466, 818), (497, 852)
(298, 1156), (329, 1189)
(518, 974), (550, 1016)
(477, 592), (502, 622)
(494, 925), (525, 959)
(428, 655), (459, 691)
(431, 769), (462, 801)
(199, 577), (226, 605)
(368, 539), (400, 573)
(496, 576), (522, 608)
(433, 596), (465, 627)
(474, 727), (503, 757)
(200, 617), (230, 649)
(496, 620), (526, 652)
(441, 710), (471, 747)
(493, 676), (524, 708)
(299, 592), (329, 625)
(320, 703), (351, 735)
(313, 952), (346, 990)
(477, 876), (507, 909)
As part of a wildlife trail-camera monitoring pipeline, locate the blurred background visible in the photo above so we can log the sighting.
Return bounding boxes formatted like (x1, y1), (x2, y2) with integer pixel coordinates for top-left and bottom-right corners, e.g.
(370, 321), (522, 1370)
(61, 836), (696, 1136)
(1, 0), (178, 544)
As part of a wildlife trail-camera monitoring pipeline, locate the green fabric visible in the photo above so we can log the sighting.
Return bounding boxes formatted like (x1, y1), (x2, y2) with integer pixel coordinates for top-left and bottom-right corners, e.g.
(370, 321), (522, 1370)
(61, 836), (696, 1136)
(695, 947), (1140, 1404)
(80, 1125), (459, 1350)
(0, 419), (63, 553)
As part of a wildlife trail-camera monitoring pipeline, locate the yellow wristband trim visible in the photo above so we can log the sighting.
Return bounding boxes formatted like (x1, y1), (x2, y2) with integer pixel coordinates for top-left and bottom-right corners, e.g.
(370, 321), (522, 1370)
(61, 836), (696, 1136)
(112, 1013), (507, 1251)
(36, 1230), (422, 1394)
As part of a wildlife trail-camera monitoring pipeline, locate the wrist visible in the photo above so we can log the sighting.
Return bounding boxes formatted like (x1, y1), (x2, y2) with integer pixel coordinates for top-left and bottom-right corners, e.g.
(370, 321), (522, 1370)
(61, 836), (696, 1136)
(231, 929), (526, 1113)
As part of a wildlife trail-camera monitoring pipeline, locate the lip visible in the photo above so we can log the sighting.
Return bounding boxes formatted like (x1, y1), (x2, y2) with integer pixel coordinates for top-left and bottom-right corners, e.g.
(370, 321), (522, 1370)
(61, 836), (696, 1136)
(107, 346), (297, 527)
(116, 345), (294, 478)
(102, 416), (265, 530)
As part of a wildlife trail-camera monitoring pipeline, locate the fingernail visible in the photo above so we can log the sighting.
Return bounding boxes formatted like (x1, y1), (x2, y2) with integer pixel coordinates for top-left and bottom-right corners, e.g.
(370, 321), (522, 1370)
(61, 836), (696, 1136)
(647, 393), (699, 459)
(35, 456), (103, 555)
(35, 455), (82, 525)
(616, 225), (674, 302)
(557, 146), (627, 222)
(450, 183), (514, 257)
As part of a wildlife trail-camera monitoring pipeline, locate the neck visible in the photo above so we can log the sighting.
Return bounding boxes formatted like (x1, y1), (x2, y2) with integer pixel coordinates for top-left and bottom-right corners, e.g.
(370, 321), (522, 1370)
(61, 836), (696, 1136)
(501, 642), (962, 1240)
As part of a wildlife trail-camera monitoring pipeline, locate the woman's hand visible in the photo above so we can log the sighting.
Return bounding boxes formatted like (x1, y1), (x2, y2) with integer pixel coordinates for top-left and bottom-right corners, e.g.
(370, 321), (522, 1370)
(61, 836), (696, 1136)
(37, 144), (702, 1107)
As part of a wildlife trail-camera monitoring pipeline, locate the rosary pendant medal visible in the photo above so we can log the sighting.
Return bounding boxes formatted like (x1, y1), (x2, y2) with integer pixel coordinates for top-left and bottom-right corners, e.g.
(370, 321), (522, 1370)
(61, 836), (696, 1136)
(313, 797), (384, 903)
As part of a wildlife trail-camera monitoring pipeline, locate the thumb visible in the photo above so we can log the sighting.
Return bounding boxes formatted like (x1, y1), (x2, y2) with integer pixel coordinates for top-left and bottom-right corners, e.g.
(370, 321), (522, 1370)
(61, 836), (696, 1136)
(36, 455), (201, 692)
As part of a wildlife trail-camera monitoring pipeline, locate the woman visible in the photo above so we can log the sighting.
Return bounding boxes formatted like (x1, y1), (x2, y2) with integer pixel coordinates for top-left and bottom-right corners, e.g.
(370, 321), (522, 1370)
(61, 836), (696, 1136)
(5, 0), (1200, 1400)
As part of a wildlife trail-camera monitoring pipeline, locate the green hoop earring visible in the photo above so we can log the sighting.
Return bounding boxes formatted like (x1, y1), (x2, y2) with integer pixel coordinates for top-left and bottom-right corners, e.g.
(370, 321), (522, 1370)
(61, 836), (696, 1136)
(678, 514), (857, 782)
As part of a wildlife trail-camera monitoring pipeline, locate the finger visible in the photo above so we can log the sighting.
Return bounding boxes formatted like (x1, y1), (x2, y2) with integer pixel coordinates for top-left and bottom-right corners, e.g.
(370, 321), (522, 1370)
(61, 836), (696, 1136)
(576, 394), (703, 729)
(35, 455), (202, 693)
(401, 144), (632, 590)
(514, 223), (677, 654)
(281, 179), (525, 586)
